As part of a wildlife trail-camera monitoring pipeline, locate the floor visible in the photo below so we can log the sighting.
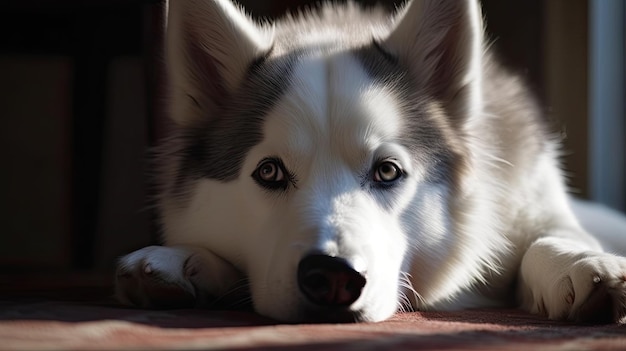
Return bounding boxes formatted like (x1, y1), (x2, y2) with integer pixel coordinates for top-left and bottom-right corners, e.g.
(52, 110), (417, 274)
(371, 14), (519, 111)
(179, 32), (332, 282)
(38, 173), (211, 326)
(1, 273), (625, 350)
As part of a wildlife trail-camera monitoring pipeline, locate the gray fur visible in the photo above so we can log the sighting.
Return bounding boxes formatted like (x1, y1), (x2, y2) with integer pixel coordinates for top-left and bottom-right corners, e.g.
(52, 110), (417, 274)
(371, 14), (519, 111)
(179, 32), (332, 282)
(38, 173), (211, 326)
(176, 54), (297, 184)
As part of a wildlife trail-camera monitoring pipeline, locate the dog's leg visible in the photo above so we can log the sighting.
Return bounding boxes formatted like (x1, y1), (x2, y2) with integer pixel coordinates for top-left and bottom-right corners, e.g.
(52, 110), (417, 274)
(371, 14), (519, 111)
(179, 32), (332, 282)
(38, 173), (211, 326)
(519, 234), (626, 323)
(115, 245), (243, 309)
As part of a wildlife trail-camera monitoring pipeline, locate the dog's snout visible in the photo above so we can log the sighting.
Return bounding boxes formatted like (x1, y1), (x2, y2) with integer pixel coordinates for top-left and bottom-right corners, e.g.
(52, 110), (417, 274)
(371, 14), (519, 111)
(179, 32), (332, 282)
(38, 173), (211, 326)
(297, 255), (366, 307)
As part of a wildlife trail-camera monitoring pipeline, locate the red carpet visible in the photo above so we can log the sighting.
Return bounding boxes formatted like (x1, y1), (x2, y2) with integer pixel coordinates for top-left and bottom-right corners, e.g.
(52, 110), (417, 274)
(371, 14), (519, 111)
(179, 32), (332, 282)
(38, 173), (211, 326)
(1, 275), (625, 350)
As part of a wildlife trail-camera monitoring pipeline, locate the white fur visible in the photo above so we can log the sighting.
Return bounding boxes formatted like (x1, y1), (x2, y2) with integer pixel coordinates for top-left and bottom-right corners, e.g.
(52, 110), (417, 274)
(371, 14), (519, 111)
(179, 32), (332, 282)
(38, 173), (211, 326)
(116, 0), (626, 324)
(240, 54), (410, 321)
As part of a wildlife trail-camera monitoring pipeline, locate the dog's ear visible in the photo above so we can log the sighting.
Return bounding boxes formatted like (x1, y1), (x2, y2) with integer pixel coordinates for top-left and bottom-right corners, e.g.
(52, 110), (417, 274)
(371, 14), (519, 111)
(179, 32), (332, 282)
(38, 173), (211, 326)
(383, 0), (484, 122)
(166, 0), (273, 126)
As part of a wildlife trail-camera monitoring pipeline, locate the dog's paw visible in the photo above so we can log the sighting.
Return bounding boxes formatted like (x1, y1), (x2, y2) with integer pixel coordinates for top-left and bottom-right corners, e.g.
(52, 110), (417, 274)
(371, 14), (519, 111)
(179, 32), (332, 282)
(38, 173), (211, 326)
(115, 245), (242, 309)
(115, 246), (196, 308)
(542, 254), (626, 324)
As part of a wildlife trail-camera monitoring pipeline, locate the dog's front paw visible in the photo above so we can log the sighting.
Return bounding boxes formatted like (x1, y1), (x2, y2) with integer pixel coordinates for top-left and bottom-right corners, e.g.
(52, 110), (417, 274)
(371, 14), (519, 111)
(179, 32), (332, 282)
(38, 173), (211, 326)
(560, 255), (626, 323)
(115, 246), (196, 308)
(529, 253), (626, 324)
(115, 245), (243, 309)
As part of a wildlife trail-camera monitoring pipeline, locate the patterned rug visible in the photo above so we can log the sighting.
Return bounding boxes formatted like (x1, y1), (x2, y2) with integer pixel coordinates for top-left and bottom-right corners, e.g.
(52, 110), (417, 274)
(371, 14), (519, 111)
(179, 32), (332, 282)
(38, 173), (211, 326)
(1, 275), (625, 350)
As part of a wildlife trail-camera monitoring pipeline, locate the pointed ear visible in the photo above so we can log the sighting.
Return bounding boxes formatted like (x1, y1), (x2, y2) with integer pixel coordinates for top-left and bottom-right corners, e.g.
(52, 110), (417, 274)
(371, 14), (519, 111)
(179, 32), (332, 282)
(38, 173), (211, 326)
(383, 0), (484, 121)
(166, 0), (273, 126)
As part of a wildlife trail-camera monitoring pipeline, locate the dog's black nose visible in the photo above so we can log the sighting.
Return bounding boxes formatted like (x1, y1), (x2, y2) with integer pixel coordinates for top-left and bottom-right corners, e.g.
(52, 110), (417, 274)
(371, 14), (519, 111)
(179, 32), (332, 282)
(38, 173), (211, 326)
(297, 254), (366, 307)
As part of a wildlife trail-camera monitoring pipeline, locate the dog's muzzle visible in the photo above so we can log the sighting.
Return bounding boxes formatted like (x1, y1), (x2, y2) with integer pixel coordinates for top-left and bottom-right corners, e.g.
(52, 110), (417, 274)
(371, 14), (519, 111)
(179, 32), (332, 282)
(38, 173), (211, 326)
(297, 254), (366, 307)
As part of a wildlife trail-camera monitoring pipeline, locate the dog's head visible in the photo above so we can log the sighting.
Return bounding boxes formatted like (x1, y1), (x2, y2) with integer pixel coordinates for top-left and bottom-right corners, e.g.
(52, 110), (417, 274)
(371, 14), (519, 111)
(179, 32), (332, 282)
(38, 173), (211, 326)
(161, 0), (483, 322)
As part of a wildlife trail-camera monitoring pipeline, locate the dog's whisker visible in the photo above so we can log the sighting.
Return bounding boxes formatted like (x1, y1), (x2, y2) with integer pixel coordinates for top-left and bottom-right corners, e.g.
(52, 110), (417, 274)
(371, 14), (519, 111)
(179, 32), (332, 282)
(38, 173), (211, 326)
(207, 278), (252, 310)
(396, 290), (412, 313)
(395, 276), (413, 313)
(398, 271), (423, 312)
(227, 296), (254, 310)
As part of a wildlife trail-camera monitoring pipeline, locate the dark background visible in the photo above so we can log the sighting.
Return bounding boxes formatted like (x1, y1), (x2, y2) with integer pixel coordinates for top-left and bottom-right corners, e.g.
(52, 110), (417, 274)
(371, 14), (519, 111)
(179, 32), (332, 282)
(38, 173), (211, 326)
(0, 0), (589, 276)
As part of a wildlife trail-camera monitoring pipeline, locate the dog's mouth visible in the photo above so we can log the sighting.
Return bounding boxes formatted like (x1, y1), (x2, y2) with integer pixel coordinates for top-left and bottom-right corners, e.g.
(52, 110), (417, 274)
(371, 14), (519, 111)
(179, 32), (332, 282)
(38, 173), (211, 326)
(208, 254), (373, 323)
(219, 292), (368, 323)
(295, 306), (368, 324)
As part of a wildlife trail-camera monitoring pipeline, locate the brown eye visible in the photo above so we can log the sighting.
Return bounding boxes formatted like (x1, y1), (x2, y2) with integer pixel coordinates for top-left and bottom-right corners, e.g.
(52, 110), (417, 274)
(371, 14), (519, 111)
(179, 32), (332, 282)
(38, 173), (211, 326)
(252, 158), (290, 191)
(258, 161), (284, 182)
(374, 161), (402, 183)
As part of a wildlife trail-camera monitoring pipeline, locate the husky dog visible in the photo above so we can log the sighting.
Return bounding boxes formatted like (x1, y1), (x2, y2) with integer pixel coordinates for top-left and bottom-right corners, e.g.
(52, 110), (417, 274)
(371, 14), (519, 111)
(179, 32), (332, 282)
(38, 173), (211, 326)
(116, 0), (626, 323)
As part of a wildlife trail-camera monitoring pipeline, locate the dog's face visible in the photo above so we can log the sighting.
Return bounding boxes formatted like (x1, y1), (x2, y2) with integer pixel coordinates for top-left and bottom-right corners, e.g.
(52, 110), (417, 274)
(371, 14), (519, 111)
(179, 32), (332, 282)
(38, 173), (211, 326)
(162, 0), (482, 322)
(241, 53), (418, 322)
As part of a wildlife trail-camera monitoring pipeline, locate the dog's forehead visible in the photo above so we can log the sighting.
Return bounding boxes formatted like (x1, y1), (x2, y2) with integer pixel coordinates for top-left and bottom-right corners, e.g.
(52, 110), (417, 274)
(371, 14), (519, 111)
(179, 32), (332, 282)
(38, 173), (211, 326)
(265, 52), (402, 162)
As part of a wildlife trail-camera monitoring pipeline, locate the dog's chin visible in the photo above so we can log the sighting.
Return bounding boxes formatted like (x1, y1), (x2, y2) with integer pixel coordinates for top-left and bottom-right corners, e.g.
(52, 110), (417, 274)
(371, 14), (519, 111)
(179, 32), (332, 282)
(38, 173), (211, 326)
(297, 307), (371, 324)
(256, 298), (392, 324)
(251, 282), (399, 323)
(265, 306), (372, 324)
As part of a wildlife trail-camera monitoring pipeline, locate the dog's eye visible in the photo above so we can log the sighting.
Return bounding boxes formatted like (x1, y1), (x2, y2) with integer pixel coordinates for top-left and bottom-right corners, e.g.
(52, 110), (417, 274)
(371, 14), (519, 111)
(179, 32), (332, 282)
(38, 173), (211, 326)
(259, 161), (283, 182)
(252, 158), (289, 190)
(374, 161), (402, 183)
